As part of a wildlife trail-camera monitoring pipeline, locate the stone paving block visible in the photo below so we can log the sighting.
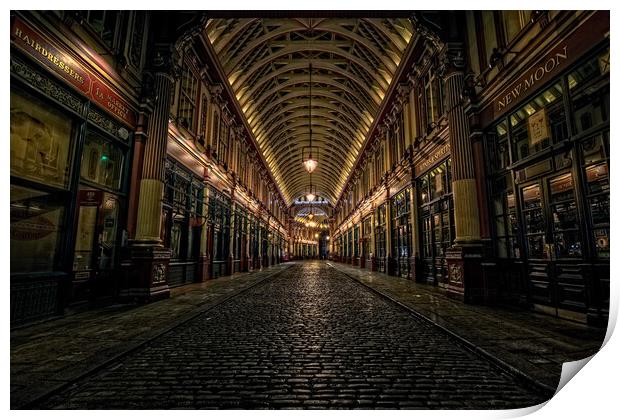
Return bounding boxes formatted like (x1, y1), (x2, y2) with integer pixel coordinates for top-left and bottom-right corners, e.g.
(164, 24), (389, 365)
(30, 263), (553, 409)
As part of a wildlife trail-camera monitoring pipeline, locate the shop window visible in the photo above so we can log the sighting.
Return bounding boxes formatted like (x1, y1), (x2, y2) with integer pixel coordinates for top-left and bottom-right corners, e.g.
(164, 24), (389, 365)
(10, 90), (75, 189)
(163, 160), (204, 261)
(548, 173), (582, 259)
(80, 131), (125, 191)
(488, 121), (519, 258)
(568, 47), (610, 134)
(521, 184), (545, 259)
(582, 133), (609, 259)
(391, 188), (412, 273)
(179, 65), (198, 131)
(418, 160), (454, 284)
(510, 80), (567, 162)
(489, 121), (510, 172)
(491, 173), (520, 258)
(375, 205), (387, 261)
(10, 185), (66, 274)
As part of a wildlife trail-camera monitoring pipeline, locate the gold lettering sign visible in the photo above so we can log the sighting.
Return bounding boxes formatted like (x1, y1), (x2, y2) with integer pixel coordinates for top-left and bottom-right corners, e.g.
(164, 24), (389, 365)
(527, 108), (550, 146)
(11, 17), (137, 127)
(495, 45), (568, 115)
(416, 143), (451, 176)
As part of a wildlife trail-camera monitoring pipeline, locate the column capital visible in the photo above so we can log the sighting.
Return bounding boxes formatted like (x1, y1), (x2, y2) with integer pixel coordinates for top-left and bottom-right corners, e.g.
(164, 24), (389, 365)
(438, 43), (467, 79)
(149, 44), (182, 80)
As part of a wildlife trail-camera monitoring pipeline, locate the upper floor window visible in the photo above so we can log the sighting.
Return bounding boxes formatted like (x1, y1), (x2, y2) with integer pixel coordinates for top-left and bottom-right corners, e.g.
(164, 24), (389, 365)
(418, 68), (444, 134)
(77, 11), (121, 50)
(502, 11), (532, 44)
(179, 65), (198, 132)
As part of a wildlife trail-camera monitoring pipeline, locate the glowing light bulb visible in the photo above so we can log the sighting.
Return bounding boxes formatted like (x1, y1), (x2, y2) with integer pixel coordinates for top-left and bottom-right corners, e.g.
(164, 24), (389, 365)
(303, 157), (317, 173)
(306, 193), (316, 202)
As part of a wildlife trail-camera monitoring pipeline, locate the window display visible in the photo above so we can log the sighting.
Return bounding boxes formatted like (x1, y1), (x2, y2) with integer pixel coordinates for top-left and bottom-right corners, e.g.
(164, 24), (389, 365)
(509, 80), (567, 162)
(10, 185), (65, 274)
(80, 131), (125, 190)
(10, 90), (74, 188)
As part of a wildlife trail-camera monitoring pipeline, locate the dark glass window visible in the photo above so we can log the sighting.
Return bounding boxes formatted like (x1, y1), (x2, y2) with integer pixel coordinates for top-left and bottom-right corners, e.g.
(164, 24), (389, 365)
(510, 80), (567, 162)
(581, 133), (609, 259)
(569, 47), (610, 134)
(77, 11), (121, 50)
(163, 160), (204, 261)
(179, 65), (198, 131)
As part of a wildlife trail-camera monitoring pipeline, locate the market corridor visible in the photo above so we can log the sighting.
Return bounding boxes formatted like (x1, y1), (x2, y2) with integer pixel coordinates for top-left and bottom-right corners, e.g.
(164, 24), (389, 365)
(38, 262), (547, 409)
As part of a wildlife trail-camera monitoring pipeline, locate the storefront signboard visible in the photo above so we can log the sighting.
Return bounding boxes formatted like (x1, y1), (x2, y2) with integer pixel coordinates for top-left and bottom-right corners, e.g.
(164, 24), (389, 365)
(415, 142), (450, 176)
(11, 17), (137, 127)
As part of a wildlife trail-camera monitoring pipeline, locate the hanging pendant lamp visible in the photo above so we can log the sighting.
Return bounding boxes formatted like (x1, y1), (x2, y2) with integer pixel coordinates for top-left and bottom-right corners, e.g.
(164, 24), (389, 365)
(302, 63), (318, 173)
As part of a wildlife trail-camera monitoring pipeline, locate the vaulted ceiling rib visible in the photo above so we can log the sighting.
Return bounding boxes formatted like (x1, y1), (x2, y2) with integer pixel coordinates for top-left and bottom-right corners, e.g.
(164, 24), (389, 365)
(205, 18), (413, 206)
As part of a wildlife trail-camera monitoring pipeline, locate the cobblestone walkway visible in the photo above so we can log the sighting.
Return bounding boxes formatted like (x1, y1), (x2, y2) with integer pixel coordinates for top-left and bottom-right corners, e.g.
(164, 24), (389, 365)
(329, 262), (606, 389)
(39, 262), (549, 409)
(11, 263), (290, 408)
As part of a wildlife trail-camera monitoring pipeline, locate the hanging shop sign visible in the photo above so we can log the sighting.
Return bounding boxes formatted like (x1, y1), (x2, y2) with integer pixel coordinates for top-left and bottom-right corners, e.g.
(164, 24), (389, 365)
(11, 17), (137, 127)
(527, 108), (551, 146)
(415, 142), (450, 176)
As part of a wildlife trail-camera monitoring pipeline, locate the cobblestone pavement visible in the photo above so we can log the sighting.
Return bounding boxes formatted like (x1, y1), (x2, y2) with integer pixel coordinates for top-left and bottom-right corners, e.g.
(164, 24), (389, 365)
(11, 264), (290, 408)
(39, 262), (550, 409)
(329, 262), (606, 389)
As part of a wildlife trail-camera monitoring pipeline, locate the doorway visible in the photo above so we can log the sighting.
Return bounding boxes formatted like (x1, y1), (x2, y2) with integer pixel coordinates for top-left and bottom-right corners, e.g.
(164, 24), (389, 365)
(72, 190), (122, 303)
(520, 172), (587, 320)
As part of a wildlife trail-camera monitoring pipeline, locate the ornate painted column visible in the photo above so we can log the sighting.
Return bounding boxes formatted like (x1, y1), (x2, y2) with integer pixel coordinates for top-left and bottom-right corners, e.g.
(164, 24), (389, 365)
(122, 46), (179, 302)
(408, 164), (420, 283)
(440, 43), (484, 303)
(197, 166), (212, 282)
(384, 182), (396, 276)
(370, 206), (377, 271)
(227, 191), (236, 275)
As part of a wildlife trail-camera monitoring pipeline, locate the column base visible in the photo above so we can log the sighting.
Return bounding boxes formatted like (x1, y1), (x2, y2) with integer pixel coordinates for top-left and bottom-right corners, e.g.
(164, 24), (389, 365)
(387, 256), (397, 276)
(445, 243), (484, 304)
(120, 243), (171, 303)
(196, 254), (211, 282)
(227, 256), (234, 275)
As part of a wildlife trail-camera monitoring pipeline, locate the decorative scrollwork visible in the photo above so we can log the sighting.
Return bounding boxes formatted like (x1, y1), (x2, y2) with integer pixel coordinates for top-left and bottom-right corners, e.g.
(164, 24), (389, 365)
(10, 57), (84, 115)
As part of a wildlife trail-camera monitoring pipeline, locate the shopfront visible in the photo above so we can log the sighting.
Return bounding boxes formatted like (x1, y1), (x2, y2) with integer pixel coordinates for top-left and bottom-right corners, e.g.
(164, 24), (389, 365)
(260, 223), (268, 266)
(208, 186), (231, 278)
(161, 158), (205, 287)
(232, 205), (247, 273)
(484, 39), (609, 324)
(10, 17), (137, 324)
(352, 224), (360, 266)
(362, 216), (372, 269)
(249, 213), (258, 270)
(375, 204), (387, 272)
(391, 187), (412, 279)
(417, 156), (454, 287)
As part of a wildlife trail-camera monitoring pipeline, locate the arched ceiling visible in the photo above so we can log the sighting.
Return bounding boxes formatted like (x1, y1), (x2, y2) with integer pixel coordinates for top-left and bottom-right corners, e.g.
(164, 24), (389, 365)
(205, 18), (414, 206)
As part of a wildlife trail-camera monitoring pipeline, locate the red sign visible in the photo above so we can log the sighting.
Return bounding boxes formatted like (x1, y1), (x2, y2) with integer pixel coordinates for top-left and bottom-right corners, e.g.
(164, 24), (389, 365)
(11, 17), (137, 127)
(78, 190), (104, 206)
